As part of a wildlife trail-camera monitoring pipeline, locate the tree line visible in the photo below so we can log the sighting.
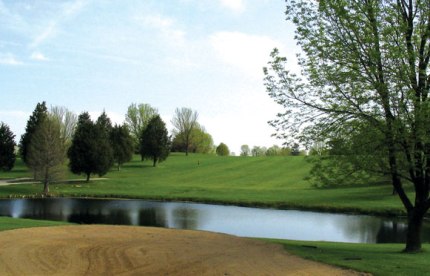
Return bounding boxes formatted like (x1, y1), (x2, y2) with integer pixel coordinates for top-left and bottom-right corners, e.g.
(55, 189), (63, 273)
(0, 102), (231, 194)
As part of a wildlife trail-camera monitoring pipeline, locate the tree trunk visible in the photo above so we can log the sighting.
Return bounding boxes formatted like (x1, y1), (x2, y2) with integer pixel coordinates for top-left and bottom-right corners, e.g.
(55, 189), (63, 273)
(43, 181), (49, 195)
(153, 157), (157, 167)
(86, 173), (90, 182)
(404, 209), (424, 253)
(117, 163), (121, 171)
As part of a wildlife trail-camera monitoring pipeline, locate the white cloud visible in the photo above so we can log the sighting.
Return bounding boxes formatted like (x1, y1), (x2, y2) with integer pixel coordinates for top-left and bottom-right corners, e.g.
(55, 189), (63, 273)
(0, 53), (23, 65)
(209, 31), (283, 77)
(29, 0), (88, 48)
(30, 51), (48, 61)
(30, 21), (57, 48)
(219, 0), (245, 13)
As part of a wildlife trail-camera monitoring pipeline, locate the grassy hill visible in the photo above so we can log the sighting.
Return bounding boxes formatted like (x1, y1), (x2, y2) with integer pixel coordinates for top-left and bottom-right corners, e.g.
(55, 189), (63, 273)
(0, 153), (405, 215)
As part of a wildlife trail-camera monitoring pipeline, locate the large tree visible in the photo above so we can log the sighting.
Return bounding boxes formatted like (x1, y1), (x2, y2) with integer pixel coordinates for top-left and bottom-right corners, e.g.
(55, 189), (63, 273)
(110, 124), (134, 170)
(125, 103), (158, 153)
(171, 107), (198, 156)
(140, 115), (170, 167)
(68, 112), (113, 182)
(264, 0), (430, 252)
(0, 122), (16, 171)
(27, 116), (66, 194)
(19, 102), (48, 165)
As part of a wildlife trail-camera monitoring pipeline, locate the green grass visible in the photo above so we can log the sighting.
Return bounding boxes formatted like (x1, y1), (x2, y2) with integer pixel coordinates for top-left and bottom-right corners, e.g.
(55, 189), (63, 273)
(0, 153), (406, 215)
(0, 216), (71, 231)
(269, 239), (430, 276)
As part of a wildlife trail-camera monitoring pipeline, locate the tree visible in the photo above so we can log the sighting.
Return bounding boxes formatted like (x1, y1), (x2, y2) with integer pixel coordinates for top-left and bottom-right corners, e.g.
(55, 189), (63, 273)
(240, 145), (250, 156)
(140, 115), (170, 167)
(50, 105), (77, 148)
(27, 116), (66, 194)
(171, 107), (198, 156)
(0, 123), (16, 171)
(216, 143), (229, 156)
(172, 124), (214, 154)
(19, 102), (48, 165)
(68, 112), (113, 182)
(110, 124), (134, 170)
(290, 143), (300, 156)
(125, 103), (158, 153)
(96, 111), (113, 136)
(264, 0), (430, 252)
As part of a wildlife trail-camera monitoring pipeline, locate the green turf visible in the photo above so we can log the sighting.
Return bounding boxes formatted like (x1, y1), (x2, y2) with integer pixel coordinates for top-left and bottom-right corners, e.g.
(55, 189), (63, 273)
(0, 216), (71, 231)
(270, 239), (430, 276)
(0, 153), (406, 215)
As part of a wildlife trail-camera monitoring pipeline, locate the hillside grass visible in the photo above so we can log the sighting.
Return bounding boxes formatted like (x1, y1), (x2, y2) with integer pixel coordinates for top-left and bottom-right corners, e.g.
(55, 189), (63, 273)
(270, 239), (430, 276)
(0, 153), (405, 215)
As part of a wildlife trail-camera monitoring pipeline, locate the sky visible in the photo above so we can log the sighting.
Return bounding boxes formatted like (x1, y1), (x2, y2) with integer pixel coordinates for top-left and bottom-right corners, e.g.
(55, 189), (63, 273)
(0, 0), (299, 154)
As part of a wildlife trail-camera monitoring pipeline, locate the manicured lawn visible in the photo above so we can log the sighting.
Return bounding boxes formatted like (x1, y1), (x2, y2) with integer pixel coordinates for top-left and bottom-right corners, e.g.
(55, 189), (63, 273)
(271, 239), (430, 276)
(0, 216), (71, 231)
(0, 153), (406, 215)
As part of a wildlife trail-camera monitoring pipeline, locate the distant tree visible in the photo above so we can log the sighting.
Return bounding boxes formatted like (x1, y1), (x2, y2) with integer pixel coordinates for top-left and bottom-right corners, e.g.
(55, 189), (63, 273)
(240, 145), (250, 156)
(68, 112), (113, 182)
(266, 145), (281, 156)
(171, 107), (198, 156)
(216, 143), (230, 156)
(27, 116), (66, 194)
(50, 106), (77, 148)
(19, 102), (48, 165)
(140, 115), (170, 167)
(0, 122), (16, 171)
(110, 124), (134, 170)
(172, 124), (214, 154)
(251, 146), (266, 157)
(291, 143), (301, 156)
(125, 103), (158, 153)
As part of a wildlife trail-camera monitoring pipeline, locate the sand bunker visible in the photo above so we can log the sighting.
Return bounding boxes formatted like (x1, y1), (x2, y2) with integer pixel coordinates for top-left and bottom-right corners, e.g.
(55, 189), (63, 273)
(0, 225), (361, 275)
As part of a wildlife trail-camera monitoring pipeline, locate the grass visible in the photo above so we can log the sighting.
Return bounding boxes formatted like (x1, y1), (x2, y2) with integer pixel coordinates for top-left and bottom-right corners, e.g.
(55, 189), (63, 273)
(269, 239), (430, 276)
(0, 153), (406, 215)
(0, 216), (71, 231)
(0, 154), (425, 274)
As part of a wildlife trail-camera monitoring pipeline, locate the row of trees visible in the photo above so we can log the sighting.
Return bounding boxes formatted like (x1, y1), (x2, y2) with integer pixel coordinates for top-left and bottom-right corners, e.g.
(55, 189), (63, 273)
(0, 103), (225, 193)
(239, 144), (305, 157)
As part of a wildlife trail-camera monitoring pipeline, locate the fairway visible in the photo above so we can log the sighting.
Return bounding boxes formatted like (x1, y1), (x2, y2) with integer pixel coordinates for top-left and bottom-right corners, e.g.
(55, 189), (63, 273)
(0, 153), (404, 215)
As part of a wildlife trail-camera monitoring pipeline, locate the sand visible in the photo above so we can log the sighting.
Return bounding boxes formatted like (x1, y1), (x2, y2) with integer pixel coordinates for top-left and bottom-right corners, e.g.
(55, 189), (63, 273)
(0, 225), (363, 275)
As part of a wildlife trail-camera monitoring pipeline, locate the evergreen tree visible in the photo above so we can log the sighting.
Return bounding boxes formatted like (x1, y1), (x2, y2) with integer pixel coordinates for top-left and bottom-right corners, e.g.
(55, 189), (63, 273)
(0, 122), (16, 171)
(68, 112), (113, 182)
(140, 115), (170, 167)
(19, 102), (48, 165)
(110, 124), (134, 170)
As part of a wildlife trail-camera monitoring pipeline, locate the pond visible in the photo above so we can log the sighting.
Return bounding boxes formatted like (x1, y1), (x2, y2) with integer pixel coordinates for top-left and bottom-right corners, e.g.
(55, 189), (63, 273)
(0, 198), (428, 243)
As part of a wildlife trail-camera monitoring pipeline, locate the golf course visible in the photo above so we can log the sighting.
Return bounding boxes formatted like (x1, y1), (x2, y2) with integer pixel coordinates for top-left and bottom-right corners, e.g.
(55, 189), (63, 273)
(0, 154), (427, 275)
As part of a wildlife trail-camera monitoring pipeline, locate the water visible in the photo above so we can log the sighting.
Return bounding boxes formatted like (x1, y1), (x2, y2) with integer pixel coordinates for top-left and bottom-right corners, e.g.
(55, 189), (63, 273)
(0, 198), (427, 243)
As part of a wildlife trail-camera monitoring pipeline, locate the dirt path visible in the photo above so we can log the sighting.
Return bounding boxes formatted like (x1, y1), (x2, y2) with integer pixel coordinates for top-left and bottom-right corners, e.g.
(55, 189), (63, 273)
(0, 225), (362, 275)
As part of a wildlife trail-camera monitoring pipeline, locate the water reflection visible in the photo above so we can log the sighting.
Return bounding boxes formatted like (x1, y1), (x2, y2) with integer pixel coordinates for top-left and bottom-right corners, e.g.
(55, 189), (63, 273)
(0, 198), (427, 244)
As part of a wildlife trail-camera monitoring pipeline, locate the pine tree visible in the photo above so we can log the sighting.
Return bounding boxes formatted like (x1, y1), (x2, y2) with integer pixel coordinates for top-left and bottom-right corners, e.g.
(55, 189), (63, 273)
(110, 124), (134, 170)
(68, 112), (113, 182)
(19, 102), (48, 165)
(140, 115), (170, 167)
(0, 122), (16, 171)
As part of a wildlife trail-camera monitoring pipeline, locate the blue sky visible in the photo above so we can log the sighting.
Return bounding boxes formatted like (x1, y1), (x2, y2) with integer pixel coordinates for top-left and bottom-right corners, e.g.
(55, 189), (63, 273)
(0, 0), (298, 154)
